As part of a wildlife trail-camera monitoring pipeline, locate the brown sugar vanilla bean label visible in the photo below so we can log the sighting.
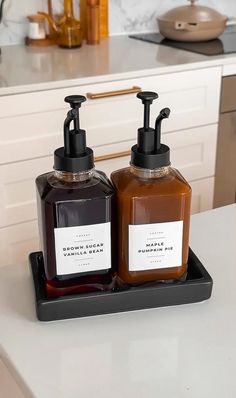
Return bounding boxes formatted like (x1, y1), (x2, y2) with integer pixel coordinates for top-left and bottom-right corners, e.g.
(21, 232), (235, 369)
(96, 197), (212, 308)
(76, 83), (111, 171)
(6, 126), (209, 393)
(129, 221), (183, 271)
(54, 222), (111, 275)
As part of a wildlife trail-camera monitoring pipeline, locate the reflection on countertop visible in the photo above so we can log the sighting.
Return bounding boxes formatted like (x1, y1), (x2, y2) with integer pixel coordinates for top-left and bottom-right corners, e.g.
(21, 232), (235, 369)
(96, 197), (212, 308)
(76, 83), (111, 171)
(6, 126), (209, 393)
(0, 35), (236, 95)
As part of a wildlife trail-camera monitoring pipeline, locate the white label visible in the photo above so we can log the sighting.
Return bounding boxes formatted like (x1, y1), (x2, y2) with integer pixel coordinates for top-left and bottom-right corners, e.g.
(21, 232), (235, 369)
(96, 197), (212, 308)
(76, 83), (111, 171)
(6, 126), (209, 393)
(129, 221), (183, 271)
(54, 222), (111, 276)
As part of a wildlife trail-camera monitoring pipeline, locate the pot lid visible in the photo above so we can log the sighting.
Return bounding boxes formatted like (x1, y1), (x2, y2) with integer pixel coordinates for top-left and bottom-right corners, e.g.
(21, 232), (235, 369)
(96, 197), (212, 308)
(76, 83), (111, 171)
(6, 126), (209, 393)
(159, 0), (227, 23)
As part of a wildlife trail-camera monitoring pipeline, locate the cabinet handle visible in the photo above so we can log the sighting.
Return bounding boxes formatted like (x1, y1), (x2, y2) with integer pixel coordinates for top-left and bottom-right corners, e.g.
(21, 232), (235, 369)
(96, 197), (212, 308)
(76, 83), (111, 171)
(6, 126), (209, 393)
(87, 86), (141, 100)
(95, 150), (130, 162)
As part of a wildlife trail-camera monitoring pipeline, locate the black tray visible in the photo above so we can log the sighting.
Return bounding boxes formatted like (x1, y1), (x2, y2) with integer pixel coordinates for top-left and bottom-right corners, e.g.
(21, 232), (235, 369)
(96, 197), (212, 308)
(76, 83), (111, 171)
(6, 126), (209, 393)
(29, 249), (213, 322)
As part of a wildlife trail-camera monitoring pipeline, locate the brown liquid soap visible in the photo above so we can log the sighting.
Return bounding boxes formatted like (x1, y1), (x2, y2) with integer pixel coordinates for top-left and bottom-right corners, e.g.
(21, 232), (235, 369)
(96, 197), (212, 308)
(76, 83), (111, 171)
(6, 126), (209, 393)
(111, 92), (192, 285)
(36, 95), (115, 297)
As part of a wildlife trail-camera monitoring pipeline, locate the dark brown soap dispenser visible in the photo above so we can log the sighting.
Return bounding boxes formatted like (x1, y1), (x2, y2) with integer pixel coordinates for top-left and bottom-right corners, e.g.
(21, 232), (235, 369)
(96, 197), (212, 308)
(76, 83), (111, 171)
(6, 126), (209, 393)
(111, 92), (192, 285)
(36, 95), (115, 297)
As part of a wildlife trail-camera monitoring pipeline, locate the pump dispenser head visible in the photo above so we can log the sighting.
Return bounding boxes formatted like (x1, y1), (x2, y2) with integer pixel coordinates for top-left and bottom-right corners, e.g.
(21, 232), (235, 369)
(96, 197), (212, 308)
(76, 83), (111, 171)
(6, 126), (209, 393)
(54, 95), (94, 173)
(131, 91), (171, 169)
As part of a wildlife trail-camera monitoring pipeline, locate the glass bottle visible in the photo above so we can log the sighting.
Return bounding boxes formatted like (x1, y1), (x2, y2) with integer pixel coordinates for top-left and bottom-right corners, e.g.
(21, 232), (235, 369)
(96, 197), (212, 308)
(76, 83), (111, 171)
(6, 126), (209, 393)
(64, 0), (73, 17)
(86, 0), (100, 45)
(111, 92), (192, 286)
(40, 0), (82, 49)
(36, 95), (115, 297)
(59, 0), (81, 48)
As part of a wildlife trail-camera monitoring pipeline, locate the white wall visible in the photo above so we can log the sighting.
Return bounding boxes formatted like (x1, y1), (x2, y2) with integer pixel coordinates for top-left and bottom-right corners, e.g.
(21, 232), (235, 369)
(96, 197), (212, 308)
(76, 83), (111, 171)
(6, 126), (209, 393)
(0, 0), (235, 45)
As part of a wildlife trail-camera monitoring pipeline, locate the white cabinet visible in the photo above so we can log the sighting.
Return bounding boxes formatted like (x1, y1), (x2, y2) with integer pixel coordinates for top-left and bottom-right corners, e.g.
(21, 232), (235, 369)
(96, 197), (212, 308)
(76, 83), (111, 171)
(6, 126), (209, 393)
(96, 124), (217, 178)
(0, 66), (221, 266)
(96, 124), (217, 216)
(0, 124), (217, 228)
(0, 157), (52, 227)
(191, 177), (215, 214)
(0, 67), (221, 164)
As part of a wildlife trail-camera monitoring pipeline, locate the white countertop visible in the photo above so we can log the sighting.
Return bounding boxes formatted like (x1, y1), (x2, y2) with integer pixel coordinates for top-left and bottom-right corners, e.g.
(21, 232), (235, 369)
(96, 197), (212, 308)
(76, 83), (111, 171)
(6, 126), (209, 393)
(1, 36), (236, 96)
(0, 204), (236, 398)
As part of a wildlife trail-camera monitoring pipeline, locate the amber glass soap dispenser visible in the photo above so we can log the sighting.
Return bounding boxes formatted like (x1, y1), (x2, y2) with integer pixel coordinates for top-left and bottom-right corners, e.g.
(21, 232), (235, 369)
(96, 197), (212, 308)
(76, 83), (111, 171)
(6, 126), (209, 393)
(36, 95), (115, 297)
(111, 92), (192, 285)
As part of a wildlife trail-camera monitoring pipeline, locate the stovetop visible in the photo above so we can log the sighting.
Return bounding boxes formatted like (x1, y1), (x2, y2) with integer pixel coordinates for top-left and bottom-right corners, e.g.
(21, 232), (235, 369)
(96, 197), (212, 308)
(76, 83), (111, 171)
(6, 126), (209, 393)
(130, 25), (236, 56)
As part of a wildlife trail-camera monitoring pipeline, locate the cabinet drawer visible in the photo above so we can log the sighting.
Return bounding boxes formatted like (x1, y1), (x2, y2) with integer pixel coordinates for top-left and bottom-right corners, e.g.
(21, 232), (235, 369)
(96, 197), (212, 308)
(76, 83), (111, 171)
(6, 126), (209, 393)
(0, 141), (132, 227)
(95, 124), (218, 181)
(0, 220), (39, 267)
(0, 67), (221, 164)
(0, 140), (132, 227)
(165, 124), (217, 182)
(191, 177), (214, 214)
(0, 123), (217, 227)
(220, 75), (236, 113)
(0, 157), (52, 227)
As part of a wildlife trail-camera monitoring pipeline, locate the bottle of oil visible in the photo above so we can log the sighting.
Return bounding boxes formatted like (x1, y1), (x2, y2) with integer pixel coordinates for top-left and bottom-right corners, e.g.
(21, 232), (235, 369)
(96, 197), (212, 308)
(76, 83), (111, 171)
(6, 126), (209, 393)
(111, 92), (192, 285)
(36, 95), (115, 297)
(39, 0), (82, 49)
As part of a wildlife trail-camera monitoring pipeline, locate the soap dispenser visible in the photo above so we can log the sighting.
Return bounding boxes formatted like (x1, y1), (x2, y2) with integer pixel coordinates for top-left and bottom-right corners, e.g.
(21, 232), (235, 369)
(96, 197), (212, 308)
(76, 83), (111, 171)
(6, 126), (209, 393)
(36, 95), (115, 297)
(111, 92), (192, 285)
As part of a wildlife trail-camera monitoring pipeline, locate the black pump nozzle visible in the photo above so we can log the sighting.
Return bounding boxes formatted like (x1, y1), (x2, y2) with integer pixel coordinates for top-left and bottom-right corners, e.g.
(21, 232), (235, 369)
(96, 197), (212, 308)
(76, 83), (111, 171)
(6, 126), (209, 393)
(64, 95), (87, 156)
(54, 95), (94, 173)
(65, 95), (86, 130)
(137, 91), (158, 131)
(136, 91), (158, 154)
(155, 108), (170, 151)
(131, 91), (171, 169)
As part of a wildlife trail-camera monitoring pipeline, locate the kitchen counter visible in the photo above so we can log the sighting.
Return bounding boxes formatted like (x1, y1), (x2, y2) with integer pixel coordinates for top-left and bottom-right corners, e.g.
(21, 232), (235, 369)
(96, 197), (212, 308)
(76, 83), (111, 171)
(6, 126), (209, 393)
(0, 204), (236, 398)
(0, 35), (236, 96)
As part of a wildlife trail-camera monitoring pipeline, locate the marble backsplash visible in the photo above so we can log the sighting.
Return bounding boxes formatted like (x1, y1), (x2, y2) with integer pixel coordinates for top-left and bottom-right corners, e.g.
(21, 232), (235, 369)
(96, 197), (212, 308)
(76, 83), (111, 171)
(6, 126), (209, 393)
(110, 0), (236, 35)
(0, 0), (236, 45)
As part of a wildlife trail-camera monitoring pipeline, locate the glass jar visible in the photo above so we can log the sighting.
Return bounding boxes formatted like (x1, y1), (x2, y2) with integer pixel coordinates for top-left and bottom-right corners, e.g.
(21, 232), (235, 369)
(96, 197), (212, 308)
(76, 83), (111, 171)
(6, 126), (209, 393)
(27, 14), (46, 40)
(36, 168), (115, 297)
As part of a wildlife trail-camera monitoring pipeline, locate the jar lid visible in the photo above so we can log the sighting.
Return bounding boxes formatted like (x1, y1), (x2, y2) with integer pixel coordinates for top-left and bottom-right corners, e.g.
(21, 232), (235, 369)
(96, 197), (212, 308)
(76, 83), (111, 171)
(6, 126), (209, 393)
(27, 14), (46, 23)
(159, 0), (227, 23)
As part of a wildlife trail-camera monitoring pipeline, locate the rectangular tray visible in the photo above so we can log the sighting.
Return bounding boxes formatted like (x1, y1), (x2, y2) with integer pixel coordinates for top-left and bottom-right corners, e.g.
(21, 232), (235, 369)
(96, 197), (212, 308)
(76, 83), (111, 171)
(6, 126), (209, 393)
(29, 248), (213, 322)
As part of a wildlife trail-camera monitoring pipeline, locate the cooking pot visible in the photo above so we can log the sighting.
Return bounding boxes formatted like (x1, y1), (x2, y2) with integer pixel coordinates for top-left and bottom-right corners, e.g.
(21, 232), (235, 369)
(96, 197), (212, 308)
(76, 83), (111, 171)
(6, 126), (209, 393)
(157, 0), (227, 42)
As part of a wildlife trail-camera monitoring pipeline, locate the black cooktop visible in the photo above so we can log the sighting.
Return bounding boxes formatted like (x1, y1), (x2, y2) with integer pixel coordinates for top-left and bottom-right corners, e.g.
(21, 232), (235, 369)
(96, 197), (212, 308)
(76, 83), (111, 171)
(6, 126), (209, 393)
(130, 25), (236, 56)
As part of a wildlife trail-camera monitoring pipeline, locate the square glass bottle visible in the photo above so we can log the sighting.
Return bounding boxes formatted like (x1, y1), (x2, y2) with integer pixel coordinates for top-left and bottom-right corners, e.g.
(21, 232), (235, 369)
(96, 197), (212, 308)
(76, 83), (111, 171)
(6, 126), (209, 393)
(36, 95), (115, 297)
(111, 92), (192, 285)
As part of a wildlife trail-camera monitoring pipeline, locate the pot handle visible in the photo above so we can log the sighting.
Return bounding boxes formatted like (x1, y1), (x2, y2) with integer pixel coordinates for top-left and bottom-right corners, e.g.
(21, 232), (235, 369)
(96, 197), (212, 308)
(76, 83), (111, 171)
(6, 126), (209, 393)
(188, 0), (198, 5)
(174, 21), (199, 31)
